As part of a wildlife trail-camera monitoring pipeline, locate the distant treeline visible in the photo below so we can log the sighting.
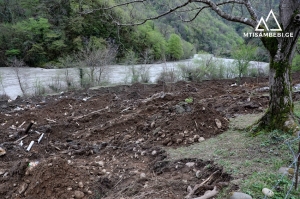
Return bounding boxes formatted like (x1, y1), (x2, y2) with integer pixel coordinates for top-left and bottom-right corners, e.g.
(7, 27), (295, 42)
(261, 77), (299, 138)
(0, 0), (272, 67)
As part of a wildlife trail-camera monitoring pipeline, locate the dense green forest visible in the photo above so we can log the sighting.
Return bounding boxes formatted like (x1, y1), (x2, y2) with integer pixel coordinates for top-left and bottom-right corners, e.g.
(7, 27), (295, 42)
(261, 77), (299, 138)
(0, 0), (283, 67)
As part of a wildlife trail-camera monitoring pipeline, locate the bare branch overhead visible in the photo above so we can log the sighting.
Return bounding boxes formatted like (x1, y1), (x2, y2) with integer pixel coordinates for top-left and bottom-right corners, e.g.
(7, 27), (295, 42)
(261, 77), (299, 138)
(92, 0), (258, 28)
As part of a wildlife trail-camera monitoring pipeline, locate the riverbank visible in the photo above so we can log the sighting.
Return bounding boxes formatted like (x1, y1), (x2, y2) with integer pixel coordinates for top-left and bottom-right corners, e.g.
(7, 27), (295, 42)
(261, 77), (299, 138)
(0, 55), (268, 99)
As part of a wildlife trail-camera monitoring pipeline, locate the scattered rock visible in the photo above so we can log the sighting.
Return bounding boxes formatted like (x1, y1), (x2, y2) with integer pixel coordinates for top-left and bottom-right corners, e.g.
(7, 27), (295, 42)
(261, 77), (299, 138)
(152, 127), (161, 135)
(123, 134), (131, 141)
(185, 162), (195, 168)
(0, 147), (6, 156)
(78, 181), (84, 188)
(95, 161), (104, 167)
(176, 139), (183, 144)
(288, 168), (294, 175)
(67, 187), (72, 191)
(187, 138), (194, 144)
(17, 182), (28, 195)
(175, 105), (185, 114)
(140, 173), (146, 179)
(150, 121), (155, 128)
(195, 170), (201, 178)
(74, 190), (85, 199)
(0, 169), (5, 175)
(278, 167), (289, 175)
(262, 188), (274, 197)
(193, 135), (200, 141)
(229, 192), (252, 199)
(215, 119), (222, 129)
(231, 179), (242, 186)
(198, 137), (205, 142)
(162, 138), (171, 145)
(151, 150), (157, 156)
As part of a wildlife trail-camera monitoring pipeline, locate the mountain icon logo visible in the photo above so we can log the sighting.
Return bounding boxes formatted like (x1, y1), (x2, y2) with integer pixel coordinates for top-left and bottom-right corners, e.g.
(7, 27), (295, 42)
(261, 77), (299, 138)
(255, 10), (282, 32)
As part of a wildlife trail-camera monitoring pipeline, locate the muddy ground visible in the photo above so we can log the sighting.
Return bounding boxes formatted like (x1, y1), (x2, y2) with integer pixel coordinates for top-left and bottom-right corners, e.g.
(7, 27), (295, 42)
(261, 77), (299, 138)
(0, 74), (300, 199)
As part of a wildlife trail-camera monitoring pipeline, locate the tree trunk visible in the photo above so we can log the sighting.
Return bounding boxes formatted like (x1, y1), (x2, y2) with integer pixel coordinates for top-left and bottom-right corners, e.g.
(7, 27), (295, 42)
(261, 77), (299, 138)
(257, 32), (300, 132)
(258, 56), (296, 131)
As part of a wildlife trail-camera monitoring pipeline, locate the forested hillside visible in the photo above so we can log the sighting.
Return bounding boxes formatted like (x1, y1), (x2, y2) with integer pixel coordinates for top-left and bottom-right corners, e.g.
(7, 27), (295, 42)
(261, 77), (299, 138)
(0, 0), (276, 67)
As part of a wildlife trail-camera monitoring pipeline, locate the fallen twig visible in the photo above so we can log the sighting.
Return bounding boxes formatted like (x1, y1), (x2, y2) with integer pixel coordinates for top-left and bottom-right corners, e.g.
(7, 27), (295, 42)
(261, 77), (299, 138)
(18, 121), (26, 128)
(185, 170), (218, 199)
(73, 106), (109, 120)
(120, 107), (131, 113)
(14, 135), (28, 143)
(46, 118), (56, 123)
(38, 133), (44, 143)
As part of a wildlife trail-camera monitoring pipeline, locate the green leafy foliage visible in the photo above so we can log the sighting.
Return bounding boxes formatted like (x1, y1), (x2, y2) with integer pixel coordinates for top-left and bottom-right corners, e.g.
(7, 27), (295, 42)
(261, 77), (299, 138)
(231, 44), (257, 83)
(167, 34), (184, 60)
(0, 0), (259, 67)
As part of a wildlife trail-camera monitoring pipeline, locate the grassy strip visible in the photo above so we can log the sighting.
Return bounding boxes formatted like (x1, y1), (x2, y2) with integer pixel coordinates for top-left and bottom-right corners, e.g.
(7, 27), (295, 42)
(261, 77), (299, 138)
(167, 113), (299, 198)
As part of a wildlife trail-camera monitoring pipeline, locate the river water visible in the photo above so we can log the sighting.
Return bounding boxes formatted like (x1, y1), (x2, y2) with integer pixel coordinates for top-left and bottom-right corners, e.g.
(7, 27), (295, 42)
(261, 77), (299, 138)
(0, 55), (268, 99)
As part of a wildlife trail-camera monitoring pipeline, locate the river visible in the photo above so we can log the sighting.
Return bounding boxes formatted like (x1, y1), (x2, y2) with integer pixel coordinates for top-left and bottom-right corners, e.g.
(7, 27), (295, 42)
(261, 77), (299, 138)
(0, 55), (268, 99)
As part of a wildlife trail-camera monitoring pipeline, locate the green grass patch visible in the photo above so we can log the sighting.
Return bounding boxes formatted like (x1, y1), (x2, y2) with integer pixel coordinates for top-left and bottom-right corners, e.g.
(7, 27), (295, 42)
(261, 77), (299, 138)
(166, 110), (300, 199)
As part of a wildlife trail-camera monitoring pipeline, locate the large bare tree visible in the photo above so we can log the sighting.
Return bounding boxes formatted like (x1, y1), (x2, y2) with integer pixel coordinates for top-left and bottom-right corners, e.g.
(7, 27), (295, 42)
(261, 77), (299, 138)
(92, 0), (300, 132)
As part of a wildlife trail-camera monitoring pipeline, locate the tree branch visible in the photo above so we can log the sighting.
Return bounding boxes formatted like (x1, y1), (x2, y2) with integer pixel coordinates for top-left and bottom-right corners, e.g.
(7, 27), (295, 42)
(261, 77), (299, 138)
(194, 0), (256, 27)
(88, 0), (257, 28)
(115, 0), (193, 26)
(180, 0), (247, 23)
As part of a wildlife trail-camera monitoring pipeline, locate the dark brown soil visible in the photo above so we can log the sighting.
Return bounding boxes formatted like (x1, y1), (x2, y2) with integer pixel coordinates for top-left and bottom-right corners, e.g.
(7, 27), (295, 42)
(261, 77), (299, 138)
(0, 74), (300, 199)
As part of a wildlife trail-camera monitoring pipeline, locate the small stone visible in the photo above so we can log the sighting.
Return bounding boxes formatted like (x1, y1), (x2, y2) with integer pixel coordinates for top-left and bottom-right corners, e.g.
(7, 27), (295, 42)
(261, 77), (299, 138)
(150, 121), (155, 128)
(176, 139), (183, 144)
(24, 180), (31, 184)
(178, 132), (185, 138)
(278, 167), (289, 175)
(78, 182), (84, 188)
(187, 138), (194, 144)
(13, 183), (17, 187)
(0, 147), (6, 156)
(0, 169), (5, 175)
(193, 135), (200, 141)
(229, 192), (252, 199)
(123, 135), (131, 141)
(140, 173), (146, 179)
(215, 119), (222, 128)
(288, 168), (294, 175)
(167, 141), (173, 146)
(195, 170), (201, 178)
(151, 150), (157, 156)
(95, 161), (104, 167)
(17, 182), (28, 194)
(74, 190), (85, 198)
(87, 190), (92, 195)
(198, 137), (205, 142)
(162, 138), (171, 145)
(231, 179), (242, 185)
(141, 151), (146, 156)
(175, 105), (185, 114)
(262, 188), (274, 197)
(67, 187), (72, 191)
(48, 163), (53, 166)
(185, 162), (195, 168)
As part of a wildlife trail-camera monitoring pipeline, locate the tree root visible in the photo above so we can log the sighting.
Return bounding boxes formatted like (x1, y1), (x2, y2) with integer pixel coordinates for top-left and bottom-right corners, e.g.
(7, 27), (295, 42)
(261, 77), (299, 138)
(250, 112), (299, 134)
